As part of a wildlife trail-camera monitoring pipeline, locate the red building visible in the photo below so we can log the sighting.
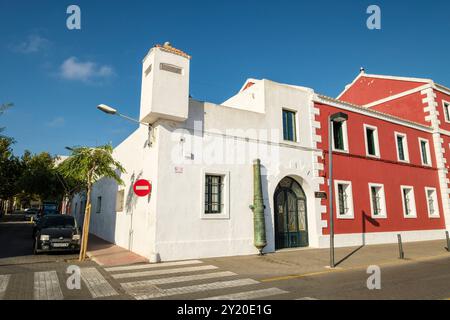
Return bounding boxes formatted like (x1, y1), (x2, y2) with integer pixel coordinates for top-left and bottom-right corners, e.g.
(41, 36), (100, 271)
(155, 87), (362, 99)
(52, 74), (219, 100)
(315, 71), (449, 245)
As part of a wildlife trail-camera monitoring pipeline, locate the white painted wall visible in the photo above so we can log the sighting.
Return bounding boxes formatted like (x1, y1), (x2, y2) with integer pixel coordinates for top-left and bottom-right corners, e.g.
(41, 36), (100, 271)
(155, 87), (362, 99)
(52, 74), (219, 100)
(140, 45), (190, 123)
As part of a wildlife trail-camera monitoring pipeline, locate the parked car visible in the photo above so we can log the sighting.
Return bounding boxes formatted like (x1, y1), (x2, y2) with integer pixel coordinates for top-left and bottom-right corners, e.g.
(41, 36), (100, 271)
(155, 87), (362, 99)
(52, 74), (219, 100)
(33, 208), (60, 224)
(32, 215), (81, 254)
(24, 209), (38, 221)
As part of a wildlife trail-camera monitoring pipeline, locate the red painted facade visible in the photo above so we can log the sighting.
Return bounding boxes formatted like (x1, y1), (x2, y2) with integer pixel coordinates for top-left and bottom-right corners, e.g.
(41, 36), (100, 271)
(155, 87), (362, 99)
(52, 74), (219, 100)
(316, 74), (450, 236)
(339, 76), (427, 105)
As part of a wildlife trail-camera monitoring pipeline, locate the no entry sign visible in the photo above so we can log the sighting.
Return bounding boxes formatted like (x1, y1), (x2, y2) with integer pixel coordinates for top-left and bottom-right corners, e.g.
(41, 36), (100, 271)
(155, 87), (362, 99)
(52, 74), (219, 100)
(133, 179), (152, 197)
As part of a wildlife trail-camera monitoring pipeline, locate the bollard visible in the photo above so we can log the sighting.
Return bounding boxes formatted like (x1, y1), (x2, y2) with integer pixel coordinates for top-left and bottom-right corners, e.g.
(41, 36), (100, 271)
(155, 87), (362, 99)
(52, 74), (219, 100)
(446, 231), (450, 252)
(397, 234), (405, 259)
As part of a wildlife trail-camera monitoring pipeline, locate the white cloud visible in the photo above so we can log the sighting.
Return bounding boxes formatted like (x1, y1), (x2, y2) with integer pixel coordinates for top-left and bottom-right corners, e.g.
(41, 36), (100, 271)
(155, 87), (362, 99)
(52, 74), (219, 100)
(11, 34), (50, 54)
(46, 116), (65, 128)
(59, 57), (115, 83)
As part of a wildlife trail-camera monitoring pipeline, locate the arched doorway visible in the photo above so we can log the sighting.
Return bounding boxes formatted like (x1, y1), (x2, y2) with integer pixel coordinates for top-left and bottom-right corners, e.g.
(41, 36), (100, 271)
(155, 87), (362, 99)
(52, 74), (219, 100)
(274, 177), (308, 249)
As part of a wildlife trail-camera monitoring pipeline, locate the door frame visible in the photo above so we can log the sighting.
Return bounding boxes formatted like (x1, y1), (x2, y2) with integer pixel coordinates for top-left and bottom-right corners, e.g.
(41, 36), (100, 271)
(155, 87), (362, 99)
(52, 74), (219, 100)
(274, 177), (309, 250)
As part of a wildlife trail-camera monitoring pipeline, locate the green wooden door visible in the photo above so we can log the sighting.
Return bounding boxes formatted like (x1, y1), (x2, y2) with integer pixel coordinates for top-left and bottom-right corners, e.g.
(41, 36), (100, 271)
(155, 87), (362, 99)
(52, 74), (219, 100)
(274, 177), (308, 249)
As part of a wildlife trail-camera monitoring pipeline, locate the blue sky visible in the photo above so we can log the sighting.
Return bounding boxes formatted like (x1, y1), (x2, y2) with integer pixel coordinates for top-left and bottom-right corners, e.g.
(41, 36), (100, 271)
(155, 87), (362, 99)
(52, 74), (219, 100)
(1, 0), (449, 156)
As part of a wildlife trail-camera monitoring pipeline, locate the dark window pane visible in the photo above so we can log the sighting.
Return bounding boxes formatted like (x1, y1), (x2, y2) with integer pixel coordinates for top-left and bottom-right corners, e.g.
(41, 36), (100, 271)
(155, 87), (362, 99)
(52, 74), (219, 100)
(421, 141), (428, 164)
(282, 110), (296, 141)
(205, 175), (222, 214)
(397, 136), (405, 161)
(333, 121), (344, 150)
(366, 128), (376, 155)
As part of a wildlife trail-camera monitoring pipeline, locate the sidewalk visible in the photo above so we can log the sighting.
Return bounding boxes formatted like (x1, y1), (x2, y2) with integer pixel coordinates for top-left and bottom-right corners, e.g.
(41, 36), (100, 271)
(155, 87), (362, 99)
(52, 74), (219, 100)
(202, 238), (450, 281)
(86, 234), (148, 266)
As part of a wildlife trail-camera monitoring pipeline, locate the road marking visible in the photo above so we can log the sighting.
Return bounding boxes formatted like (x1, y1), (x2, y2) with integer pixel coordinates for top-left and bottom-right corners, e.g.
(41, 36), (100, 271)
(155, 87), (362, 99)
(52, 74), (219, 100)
(0, 275), (11, 300)
(135, 278), (259, 300)
(201, 288), (288, 300)
(296, 297), (319, 300)
(260, 269), (344, 283)
(105, 260), (203, 272)
(34, 271), (63, 300)
(112, 265), (218, 280)
(81, 267), (118, 298)
(261, 252), (450, 283)
(122, 271), (236, 296)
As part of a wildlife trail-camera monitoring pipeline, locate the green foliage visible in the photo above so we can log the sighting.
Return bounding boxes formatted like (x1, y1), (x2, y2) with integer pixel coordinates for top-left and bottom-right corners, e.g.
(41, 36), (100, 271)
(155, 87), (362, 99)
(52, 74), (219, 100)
(57, 144), (125, 187)
(0, 137), (22, 199)
(15, 151), (62, 201)
(0, 103), (14, 139)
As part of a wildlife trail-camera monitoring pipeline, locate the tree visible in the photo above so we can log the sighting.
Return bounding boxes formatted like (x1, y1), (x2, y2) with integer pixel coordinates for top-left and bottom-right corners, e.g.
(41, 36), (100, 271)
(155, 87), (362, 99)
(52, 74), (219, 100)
(57, 144), (125, 261)
(0, 103), (14, 140)
(0, 137), (22, 213)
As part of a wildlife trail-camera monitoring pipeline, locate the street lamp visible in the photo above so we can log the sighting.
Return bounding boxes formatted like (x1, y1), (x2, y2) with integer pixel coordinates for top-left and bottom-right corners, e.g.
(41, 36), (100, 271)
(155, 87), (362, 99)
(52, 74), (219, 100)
(328, 112), (348, 268)
(97, 104), (153, 147)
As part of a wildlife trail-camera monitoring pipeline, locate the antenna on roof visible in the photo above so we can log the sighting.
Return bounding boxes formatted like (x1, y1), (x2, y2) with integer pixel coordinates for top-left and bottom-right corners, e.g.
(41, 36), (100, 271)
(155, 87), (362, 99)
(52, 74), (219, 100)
(360, 67), (365, 74)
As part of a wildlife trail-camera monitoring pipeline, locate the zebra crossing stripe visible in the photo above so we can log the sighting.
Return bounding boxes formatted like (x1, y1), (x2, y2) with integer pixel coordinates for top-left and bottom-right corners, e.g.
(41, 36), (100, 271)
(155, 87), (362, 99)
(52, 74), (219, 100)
(135, 278), (259, 300)
(34, 271), (63, 300)
(105, 260), (203, 272)
(0, 275), (11, 300)
(201, 287), (288, 300)
(81, 267), (118, 298)
(112, 265), (218, 280)
(121, 271), (236, 296)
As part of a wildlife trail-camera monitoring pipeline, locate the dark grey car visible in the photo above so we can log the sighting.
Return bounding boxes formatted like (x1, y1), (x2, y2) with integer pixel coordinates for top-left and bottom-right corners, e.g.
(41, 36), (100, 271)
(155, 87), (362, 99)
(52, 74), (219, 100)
(32, 215), (81, 254)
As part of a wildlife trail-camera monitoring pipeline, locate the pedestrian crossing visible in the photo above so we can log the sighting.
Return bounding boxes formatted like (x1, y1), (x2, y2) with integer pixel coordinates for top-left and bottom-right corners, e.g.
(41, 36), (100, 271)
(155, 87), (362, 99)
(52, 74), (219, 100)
(0, 275), (10, 300)
(0, 267), (118, 300)
(105, 260), (290, 300)
(0, 260), (317, 300)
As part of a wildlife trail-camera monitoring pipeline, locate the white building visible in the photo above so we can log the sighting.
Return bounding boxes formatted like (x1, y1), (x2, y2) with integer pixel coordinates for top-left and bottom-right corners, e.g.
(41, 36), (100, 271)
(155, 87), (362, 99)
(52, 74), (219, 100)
(71, 42), (448, 262)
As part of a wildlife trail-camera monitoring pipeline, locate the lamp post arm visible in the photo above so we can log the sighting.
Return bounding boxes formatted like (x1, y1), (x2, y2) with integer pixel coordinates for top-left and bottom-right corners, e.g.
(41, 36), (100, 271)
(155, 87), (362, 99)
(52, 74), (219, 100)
(117, 113), (151, 127)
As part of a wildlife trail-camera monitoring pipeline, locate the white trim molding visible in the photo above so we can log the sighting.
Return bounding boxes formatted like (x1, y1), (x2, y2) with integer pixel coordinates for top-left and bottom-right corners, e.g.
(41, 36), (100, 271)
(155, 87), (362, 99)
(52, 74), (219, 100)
(400, 185), (417, 218)
(442, 100), (450, 123)
(424, 187), (440, 219)
(418, 137), (432, 167)
(334, 180), (355, 220)
(200, 169), (230, 220)
(332, 119), (349, 153)
(368, 183), (387, 219)
(363, 124), (380, 158)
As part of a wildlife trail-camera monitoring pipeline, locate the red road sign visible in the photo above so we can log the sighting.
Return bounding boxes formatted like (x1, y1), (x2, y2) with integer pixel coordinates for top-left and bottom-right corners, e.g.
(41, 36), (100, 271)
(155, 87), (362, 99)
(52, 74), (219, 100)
(133, 179), (152, 197)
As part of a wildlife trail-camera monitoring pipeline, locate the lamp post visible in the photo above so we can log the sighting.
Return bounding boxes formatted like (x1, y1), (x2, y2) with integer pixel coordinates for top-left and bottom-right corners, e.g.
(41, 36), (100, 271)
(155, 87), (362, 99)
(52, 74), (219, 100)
(328, 112), (348, 268)
(97, 104), (150, 127)
(97, 104), (152, 146)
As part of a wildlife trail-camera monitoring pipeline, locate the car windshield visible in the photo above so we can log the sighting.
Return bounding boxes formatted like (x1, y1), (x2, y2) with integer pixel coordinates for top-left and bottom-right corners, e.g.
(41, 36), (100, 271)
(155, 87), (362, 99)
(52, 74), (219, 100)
(41, 216), (76, 228)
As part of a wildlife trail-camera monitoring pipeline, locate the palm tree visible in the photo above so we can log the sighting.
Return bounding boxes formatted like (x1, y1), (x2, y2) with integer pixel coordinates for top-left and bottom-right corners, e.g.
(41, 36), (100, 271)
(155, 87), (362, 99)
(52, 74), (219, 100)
(58, 144), (125, 261)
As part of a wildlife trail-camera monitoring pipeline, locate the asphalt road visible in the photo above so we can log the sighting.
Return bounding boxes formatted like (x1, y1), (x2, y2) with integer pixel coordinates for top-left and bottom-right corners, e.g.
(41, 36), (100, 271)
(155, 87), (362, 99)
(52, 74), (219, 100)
(0, 213), (449, 300)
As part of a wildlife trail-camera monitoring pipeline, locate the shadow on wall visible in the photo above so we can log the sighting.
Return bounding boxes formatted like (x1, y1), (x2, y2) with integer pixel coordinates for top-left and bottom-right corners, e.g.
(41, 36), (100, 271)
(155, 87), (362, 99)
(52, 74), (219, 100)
(125, 171), (143, 215)
(335, 210), (379, 267)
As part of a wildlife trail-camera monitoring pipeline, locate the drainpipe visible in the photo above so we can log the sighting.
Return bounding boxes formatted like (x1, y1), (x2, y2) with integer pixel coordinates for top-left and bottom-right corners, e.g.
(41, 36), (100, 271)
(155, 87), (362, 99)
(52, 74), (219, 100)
(250, 159), (267, 255)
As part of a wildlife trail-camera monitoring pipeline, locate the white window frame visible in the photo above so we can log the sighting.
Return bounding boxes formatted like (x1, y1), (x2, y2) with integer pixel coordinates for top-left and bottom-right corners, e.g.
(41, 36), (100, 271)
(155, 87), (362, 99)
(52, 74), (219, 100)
(442, 100), (450, 123)
(425, 187), (440, 218)
(368, 183), (387, 219)
(334, 180), (355, 219)
(400, 185), (417, 218)
(418, 138), (432, 167)
(332, 120), (349, 153)
(363, 124), (380, 158)
(394, 132), (409, 163)
(201, 170), (230, 220)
